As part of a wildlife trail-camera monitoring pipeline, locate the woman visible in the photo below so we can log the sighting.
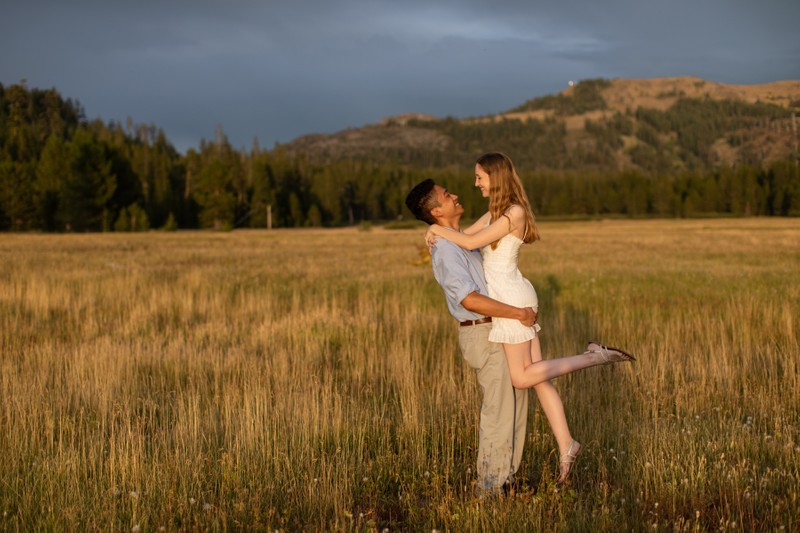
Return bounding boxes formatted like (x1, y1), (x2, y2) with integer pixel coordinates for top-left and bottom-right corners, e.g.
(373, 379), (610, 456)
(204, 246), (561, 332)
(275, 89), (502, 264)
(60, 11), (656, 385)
(425, 152), (635, 485)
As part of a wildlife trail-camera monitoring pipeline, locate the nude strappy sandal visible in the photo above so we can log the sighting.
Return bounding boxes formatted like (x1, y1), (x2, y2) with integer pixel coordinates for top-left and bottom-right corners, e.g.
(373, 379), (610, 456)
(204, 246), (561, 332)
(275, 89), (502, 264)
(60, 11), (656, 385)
(557, 440), (582, 487)
(586, 341), (636, 364)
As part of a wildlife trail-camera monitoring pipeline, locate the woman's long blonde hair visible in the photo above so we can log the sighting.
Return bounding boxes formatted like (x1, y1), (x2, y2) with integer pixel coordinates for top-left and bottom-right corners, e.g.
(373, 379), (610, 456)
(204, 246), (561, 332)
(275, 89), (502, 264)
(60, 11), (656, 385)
(476, 152), (540, 249)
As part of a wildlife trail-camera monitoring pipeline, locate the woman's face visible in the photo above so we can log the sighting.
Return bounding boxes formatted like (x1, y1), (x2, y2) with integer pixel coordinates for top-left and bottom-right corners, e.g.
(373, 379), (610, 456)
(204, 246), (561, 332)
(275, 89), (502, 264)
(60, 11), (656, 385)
(474, 164), (491, 198)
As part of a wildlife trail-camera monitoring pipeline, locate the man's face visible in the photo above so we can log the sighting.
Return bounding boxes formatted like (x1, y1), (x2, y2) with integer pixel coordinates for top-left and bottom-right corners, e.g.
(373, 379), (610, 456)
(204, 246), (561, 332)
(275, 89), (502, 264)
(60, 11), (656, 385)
(431, 184), (463, 220)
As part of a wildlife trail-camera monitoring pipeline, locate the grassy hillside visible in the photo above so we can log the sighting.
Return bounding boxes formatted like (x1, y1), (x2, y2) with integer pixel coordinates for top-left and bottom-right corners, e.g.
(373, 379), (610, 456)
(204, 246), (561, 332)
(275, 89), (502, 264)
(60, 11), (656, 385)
(284, 77), (800, 173)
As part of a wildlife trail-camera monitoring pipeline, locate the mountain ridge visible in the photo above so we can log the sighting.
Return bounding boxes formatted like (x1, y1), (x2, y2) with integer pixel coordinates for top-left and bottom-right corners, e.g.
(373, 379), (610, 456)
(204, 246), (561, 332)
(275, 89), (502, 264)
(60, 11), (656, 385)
(283, 77), (800, 172)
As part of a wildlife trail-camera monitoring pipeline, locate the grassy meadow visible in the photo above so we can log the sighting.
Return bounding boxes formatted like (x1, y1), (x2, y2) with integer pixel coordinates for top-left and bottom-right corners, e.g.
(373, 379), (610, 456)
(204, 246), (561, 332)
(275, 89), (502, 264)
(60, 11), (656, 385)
(1, 218), (798, 531)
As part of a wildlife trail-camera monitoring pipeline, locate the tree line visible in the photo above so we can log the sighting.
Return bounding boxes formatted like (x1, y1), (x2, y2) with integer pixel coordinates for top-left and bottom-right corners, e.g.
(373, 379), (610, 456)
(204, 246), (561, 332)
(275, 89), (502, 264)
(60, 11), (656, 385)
(1, 82), (798, 232)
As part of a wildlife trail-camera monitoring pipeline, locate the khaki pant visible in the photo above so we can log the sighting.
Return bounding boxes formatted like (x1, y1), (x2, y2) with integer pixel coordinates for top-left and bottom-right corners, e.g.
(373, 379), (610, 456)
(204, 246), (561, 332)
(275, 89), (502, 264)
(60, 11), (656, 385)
(458, 322), (528, 493)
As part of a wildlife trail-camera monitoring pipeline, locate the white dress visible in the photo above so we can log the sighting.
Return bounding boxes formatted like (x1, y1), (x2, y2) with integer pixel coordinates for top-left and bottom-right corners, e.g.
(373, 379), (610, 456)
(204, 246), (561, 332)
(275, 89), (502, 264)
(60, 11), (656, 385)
(482, 232), (541, 344)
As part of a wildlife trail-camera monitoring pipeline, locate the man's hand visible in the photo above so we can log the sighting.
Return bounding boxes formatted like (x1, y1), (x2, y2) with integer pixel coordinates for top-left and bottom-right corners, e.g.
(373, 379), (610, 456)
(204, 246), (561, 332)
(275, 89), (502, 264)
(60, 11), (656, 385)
(518, 306), (538, 327)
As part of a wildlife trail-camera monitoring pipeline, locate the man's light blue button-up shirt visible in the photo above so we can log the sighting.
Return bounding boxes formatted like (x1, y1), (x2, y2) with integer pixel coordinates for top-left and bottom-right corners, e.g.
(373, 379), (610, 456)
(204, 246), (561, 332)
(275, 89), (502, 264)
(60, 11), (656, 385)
(431, 238), (489, 322)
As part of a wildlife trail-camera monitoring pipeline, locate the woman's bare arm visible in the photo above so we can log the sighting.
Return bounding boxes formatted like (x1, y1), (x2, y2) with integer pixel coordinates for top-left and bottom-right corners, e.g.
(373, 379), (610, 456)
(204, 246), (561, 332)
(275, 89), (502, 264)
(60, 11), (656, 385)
(461, 211), (492, 235)
(428, 205), (524, 250)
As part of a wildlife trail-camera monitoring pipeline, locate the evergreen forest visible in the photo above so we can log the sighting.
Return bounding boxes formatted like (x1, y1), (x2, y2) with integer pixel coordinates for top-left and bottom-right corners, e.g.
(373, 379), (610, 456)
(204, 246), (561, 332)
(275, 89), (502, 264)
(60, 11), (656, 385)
(1, 80), (798, 232)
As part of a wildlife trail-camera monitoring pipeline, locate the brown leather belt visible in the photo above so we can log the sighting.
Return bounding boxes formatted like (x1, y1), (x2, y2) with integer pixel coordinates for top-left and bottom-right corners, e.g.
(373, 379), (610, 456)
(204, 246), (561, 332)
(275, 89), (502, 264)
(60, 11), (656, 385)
(459, 316), (492, 327)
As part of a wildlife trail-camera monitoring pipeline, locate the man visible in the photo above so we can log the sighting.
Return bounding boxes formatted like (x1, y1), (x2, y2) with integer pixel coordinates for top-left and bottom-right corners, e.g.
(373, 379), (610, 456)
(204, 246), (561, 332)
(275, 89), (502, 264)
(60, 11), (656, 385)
(405, 178), (536, 496)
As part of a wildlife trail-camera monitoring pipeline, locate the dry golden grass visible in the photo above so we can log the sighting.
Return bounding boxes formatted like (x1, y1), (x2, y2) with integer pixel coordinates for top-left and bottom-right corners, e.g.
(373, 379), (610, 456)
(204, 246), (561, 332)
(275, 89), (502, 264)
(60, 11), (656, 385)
(1, 218), (798, 531)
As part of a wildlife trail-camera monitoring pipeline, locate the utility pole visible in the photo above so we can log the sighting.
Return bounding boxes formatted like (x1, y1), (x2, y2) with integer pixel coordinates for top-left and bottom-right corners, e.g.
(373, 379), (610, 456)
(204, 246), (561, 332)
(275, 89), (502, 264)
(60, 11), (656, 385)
(793, 113), (798, 166)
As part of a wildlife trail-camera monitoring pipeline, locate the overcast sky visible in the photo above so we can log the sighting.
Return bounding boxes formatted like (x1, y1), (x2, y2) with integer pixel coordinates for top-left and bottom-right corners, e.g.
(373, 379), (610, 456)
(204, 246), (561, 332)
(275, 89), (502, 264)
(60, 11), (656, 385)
(2, 0), (798, 152)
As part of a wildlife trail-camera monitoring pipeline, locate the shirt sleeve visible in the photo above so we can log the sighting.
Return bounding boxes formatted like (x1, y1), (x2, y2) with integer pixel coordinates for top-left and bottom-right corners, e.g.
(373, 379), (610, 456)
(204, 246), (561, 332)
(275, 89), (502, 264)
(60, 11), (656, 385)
(432, 242), (481, 307)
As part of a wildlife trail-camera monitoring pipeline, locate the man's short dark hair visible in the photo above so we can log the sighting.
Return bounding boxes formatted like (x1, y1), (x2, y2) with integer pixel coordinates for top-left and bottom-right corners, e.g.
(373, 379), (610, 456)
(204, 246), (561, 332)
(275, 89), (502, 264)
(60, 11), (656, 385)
(405, 179), (439, 225)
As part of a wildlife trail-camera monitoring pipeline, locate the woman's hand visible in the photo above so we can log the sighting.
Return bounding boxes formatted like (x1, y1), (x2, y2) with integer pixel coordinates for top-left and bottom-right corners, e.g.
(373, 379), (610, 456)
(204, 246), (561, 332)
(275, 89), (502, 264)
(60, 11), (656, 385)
(425, 225), (440, 252)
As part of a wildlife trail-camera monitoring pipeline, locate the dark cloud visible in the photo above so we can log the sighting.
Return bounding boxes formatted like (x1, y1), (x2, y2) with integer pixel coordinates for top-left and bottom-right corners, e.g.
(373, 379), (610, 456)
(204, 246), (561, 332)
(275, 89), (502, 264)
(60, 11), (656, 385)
(2, 0), (798, 152)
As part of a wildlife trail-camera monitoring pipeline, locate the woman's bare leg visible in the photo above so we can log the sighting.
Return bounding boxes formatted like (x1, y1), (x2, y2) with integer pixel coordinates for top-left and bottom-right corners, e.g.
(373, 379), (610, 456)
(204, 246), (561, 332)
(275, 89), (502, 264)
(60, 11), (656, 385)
(504, 338), (631, 482)
(504, 339), (573, 456)
(504, 340), (622, 389)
